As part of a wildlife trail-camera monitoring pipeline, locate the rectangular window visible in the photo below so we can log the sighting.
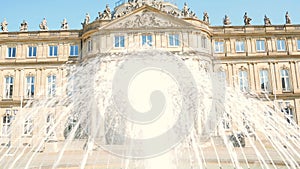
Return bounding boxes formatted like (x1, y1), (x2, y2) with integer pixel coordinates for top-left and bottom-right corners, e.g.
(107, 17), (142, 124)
(222, 113), (231, 130)
(2, 112), (12, 136)
(7, 47), (16, 58)
(114, 36), (125, 48)
(236, 41), (245, 52)
(47, 75), (56, 97)
(28, 46), (37, 58)
(214, 41), (224, 53)
(142, 34), (152, 46)
(259, 69), (269, 92)
(256, 40), (265, 52)
(70, 45), (79, 57)
(280, 69), (291, 91)
(23, 118), (33, 136)
(4, 76), (14, 99)
(277, 39), (286, 51)
(239, 70), (248, 92)
(297, 39), (300, 51)
(25, 76), (35, 98)
(169, 34), (180, 47)
(87, 39), (93, 52)
(201, 36), (207, 48)
(49, 45), (58, 57)
(46, 114), (55, 137)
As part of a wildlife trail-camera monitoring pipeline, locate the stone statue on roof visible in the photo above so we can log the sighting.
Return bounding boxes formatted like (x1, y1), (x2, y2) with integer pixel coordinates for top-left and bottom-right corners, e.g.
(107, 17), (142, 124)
(61, 18), (69, 30)
(264, 15), (271, 26)
(20, 20), (28, 31)
(285, 11), (291, 24)
(1, 18), (8, 32)
(182, 2), (190, 17)
(203, 12), (209, 24)
(223, 15), (231, 25)
(81, 13), (90, 27)
(243, 12), (252, 25)
(39, 18), (48, 31)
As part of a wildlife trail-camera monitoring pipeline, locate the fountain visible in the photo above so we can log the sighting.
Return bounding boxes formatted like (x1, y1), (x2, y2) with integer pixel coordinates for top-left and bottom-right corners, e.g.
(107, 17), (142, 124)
(0, 46), (299, 169)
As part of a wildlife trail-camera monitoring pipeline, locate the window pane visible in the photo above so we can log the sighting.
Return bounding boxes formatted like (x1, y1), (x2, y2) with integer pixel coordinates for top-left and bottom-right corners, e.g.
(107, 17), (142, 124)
(256, 40), (265, 52)
(277, 40), (286, 51)
(297, 40), (300, 50)
(236, 41), (245, 52)
(214, 41), (224, 53)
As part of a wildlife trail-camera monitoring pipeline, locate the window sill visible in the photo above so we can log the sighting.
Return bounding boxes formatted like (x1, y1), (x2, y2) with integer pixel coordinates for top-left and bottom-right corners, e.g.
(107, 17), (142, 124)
(2, 98), (13, 101)
(5, 57), (16, 59)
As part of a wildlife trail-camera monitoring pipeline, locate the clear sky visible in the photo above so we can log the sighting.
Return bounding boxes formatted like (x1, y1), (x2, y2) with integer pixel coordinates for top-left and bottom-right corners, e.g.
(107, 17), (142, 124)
(0, 0), (299, 32)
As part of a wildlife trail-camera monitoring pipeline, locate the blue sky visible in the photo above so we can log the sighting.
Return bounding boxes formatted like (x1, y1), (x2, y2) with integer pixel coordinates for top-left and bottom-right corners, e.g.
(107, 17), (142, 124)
(0, 0), (299, 32)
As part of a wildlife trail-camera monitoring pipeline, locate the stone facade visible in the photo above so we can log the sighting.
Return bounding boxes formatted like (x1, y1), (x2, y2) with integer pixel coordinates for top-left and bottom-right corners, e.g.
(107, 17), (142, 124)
(0, 0), (299, 145)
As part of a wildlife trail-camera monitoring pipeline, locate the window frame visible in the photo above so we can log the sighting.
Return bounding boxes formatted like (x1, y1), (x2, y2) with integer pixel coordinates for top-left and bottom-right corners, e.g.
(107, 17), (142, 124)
(214, 41), (224, 53)
(28, 46), (37, 58)
(239, 70), (249, 92)
(236, 40), (245, 53)
(25, 76), (35, 99)
(23, 118), (33, 136)
(280, 69), (291, 92)
(87, 39), (93, 52)
(7, 47), (16, 58)
(4, 76), (14, 99)
(47, 75), (56, 97)
(49, 45), (58, 57)
(141, 34), (153, 46)
(114, 35), (125, 48)
(256, 40), (265, 52)
(259, 69), (270, 92)
(201, 36), (207, 49)
(69, 45), (79, 57)
(168, 34), (180, 47)
(2, 113), (12, 137)
(277, 39), (286, 51)
(297, 39), (300, 51)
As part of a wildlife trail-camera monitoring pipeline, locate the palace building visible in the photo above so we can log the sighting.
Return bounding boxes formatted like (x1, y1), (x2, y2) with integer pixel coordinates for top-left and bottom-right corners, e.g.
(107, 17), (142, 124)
(1, 0), (300, 146)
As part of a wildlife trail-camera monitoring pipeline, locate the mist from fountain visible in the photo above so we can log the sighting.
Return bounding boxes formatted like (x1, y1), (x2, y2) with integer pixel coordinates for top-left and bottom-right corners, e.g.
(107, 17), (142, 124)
(0, 48), (299, 169)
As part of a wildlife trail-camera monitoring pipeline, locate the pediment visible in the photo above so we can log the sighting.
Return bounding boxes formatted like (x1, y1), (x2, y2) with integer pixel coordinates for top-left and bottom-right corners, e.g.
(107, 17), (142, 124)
(101, 6), (194, 30)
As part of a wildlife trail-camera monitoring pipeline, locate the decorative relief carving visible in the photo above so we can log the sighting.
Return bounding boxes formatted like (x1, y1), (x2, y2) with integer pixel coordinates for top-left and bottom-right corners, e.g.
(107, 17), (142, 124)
(113, 10), (180, 28)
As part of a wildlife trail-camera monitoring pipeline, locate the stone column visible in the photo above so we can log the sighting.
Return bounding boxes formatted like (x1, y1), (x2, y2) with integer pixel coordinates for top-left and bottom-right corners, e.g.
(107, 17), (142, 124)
(269, 62), (277, 95)
(248, 63), (255, 91)
(253, 63), (260, 91)
(296, 62), (300, 90)
(13, 69), (20, 100)
(290, 61), (297, 92)
(19, 69), (24, 100)
(274, 62), (282, 94)
(0, 69), (3, 99)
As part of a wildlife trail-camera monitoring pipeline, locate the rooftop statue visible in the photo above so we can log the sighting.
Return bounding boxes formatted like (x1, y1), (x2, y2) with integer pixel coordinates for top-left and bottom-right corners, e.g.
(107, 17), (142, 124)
(182, 2), (190, 17)
(61, 18), (69, 30)
(1, 18), (8, 32)
(243, 12), (252, 25)
(264, 15), (271, 26)
(203, 12), (209, 24)
(102, 4), (112, 20)
(81, 13), (90, 27)
(223, 15), (231, 25)
(20, 20), (28, 31)
(285, 11), (291, 24)
(39, 18), (48, 31)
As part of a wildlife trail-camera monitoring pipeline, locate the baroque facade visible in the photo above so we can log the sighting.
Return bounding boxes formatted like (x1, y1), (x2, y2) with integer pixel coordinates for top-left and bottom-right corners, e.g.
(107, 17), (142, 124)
(0, 0), (300, 146)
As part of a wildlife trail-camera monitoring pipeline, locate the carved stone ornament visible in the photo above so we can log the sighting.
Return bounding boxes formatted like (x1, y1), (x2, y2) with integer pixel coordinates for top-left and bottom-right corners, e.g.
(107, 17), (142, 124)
(114, 10), (181, 29)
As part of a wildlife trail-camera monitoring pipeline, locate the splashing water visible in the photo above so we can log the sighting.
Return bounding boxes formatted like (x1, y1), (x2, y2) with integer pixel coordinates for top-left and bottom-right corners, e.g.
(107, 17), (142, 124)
(0, 49), (300, 169)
